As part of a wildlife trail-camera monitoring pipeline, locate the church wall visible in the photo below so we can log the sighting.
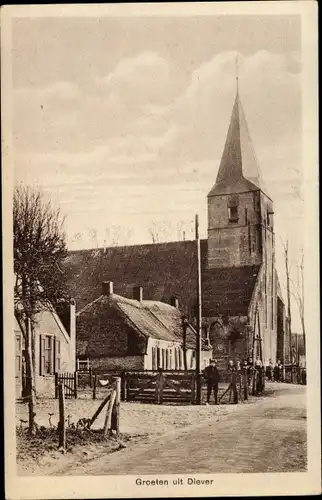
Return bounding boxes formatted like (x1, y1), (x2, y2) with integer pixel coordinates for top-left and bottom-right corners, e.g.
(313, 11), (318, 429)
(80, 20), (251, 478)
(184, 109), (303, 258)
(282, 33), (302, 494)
(207, 190), (262, 268)
(204, 315), (249, 371)
(249, 264), (278, 365)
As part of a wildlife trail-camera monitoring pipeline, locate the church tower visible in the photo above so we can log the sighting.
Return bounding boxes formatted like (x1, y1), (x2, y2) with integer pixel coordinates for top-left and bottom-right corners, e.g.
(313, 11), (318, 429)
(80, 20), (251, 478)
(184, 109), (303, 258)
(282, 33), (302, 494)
(207, 85), (274, 272)
(206, 76), (278, 364)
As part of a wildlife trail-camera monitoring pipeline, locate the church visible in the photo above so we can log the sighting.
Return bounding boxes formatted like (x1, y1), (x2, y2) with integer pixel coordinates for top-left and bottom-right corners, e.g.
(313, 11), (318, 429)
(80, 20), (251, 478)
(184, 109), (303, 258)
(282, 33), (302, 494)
(64, 84), (286, 370)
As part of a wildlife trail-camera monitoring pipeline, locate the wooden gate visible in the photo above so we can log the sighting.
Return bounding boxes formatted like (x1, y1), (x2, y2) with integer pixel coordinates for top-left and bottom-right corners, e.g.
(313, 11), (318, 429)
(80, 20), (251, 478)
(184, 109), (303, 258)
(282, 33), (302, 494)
(124, 370), (196, 404)
(55, 372), (77, 399)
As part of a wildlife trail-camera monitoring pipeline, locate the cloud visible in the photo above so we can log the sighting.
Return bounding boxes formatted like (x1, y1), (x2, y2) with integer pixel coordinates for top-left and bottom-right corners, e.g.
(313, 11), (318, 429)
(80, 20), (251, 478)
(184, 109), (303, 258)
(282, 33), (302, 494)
(13, 49), (304, 285)
(99, 52), (169, 86)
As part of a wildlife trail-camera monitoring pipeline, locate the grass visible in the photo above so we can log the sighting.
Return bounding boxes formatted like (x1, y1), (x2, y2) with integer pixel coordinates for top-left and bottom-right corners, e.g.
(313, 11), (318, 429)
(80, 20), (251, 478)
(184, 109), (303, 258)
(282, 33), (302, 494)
(16, 425), (146, 474)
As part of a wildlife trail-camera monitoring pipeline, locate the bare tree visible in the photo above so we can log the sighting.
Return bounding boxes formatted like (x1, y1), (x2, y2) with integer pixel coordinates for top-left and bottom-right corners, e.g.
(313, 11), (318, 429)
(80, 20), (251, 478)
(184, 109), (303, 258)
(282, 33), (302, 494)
(14, 185), (68, 434)
(88, 228), (98, 248)
(282, 239), (292, 365)
(148, 220), (170, 243)
(291, 252), (306, 365)
(148, 221), (159, 244)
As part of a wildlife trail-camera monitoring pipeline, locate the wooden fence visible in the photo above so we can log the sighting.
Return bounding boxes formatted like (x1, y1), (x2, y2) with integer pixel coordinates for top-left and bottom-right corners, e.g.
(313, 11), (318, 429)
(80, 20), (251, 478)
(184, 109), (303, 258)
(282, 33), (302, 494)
(55, 372), (77, 399)
(284, 365), (306, 385)
(76, 358), (91, 372)
(54, 368), (266, 404)
(124, 370), (196, 404)
(56, 376), (121, 451)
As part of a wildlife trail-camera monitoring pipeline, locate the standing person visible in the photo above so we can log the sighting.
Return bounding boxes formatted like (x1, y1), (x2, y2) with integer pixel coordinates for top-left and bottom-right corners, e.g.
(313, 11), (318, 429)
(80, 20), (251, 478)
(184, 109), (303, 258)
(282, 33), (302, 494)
(273, 362), (280, 382)
(254, 357), (263, 393)
(254, 356), (262, 369)
(203, 359), (220, 405)
(279, 361), (284, 382)
(235, 360), (242, 398)
(228, 360), (238, 404)
(266, 359), (273, 381)
(247, 357), (253, 387)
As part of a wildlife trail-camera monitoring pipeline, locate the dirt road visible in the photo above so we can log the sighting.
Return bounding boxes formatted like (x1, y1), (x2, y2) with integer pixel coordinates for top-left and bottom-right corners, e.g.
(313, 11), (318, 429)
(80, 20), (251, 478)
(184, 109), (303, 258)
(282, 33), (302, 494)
(51, 383), (306, 475)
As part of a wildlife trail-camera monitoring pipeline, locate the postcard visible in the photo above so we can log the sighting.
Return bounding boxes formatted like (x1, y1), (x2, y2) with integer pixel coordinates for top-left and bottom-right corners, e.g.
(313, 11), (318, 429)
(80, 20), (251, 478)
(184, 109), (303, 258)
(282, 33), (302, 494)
(2, 2), (320, 498)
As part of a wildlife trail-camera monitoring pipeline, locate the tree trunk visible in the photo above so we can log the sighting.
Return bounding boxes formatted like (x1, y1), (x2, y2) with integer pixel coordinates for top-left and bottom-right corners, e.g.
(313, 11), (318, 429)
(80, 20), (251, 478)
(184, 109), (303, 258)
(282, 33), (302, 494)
(285, 243), (292, 366)
(300, 259), (306, 366)
(26, 317), (36, 435)
(183, 322), (188, 371)
(301, 316), (306, 367)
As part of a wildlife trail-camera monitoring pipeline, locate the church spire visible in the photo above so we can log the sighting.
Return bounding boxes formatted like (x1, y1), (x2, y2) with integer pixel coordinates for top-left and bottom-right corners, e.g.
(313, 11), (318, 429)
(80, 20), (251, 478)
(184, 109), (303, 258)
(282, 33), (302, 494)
(208, 62), (267, 197)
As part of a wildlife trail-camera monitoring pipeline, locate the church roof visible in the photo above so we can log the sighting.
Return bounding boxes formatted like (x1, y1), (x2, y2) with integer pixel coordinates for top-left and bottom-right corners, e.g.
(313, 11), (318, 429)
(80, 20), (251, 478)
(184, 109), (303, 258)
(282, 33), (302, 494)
(208, 90), (267, 197)
(63, 240), (260, 319)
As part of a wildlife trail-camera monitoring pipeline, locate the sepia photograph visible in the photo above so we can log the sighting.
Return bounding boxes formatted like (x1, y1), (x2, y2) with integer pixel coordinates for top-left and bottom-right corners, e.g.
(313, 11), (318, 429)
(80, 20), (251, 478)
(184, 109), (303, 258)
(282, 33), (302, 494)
(2, 2), (319, 498)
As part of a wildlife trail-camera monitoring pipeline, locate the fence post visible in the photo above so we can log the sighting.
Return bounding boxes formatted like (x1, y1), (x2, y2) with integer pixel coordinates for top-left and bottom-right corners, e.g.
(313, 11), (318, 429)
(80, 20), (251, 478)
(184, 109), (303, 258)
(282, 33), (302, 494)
(54, 373), (58, 399)
(123, 373), (128, 401)
(74, 371), (78, 398)
(120, 373), (125, 401)
(155, 370), (164, 404)
(103, 388), (116, 437)
(89, 368), (93, 388)
(89, 392), (111, 429)
(111, 377), (121, 436)
(191, 372), (196, 404)
(93, 374), (97, 400)
(58, 382), (66, 450)
(76, 359), (79, 372)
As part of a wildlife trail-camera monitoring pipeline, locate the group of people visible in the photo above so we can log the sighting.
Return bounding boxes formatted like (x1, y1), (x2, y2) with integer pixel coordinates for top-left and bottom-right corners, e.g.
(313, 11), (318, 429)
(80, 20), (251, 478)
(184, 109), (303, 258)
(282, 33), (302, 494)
(203, 357), (265, 405)
(265, 359), (284, 382)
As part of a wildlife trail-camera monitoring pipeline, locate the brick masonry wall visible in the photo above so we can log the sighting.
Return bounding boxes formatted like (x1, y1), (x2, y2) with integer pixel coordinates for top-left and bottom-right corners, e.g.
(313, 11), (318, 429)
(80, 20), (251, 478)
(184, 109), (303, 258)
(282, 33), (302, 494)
(90, 355), (145, 372)
(249, 265), (278, 365)
(207, 191), (262, 268)
(76, 304), (147, 358)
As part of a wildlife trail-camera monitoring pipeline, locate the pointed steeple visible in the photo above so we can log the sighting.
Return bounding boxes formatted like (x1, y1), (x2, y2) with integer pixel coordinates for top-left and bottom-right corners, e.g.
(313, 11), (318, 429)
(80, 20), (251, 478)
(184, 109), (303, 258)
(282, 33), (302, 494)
(208, 88), (267, 197)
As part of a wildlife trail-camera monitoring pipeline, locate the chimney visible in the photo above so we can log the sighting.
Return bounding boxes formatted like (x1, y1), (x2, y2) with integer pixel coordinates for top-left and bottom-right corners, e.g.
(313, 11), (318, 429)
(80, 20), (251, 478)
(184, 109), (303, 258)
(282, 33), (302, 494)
(102, 281), (113, 296)
(170, 296), (179, 309)
(133, 286), (143, 302)
(70, 298), (76, 372)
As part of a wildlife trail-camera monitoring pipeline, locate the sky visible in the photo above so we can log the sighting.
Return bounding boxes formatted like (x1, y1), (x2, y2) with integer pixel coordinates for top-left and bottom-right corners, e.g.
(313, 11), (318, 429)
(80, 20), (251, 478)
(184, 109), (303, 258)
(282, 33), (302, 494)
(12, 14), (304, 329)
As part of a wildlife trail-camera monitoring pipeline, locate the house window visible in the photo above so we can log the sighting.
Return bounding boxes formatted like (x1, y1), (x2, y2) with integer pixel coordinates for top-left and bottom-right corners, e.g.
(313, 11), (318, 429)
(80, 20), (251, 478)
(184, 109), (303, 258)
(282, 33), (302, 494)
(162, 349), (166, 369)
(228, 196), (239, 223)
(178, 349), (182, 369)
(156, 347), (161, 369)
(165, 350), (169, 370)
(190, 351), (196, 369)
(44, 336), (53, 374)
(40, 334), (61, 376)
(175, 349), (179, 370)
(152, 347), (157, 370)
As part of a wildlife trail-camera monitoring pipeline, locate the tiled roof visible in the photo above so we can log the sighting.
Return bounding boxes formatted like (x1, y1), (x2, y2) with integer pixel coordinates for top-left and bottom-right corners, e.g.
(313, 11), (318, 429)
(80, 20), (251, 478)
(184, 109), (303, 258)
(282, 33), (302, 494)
(64, 239), (259, 319)
(208, 91), (268, 197)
